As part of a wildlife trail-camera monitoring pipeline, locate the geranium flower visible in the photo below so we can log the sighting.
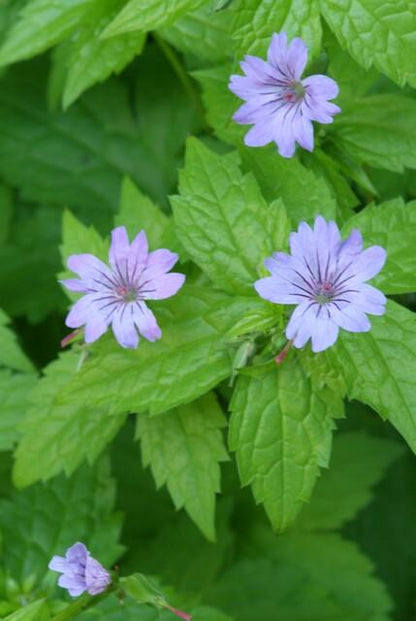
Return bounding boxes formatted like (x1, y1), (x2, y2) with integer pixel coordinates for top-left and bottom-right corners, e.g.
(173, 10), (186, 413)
(49, 542), (111, 597)
(255, 216), (387, 352)
(229, 31), (341, 157)
(61, 227), (185, 349)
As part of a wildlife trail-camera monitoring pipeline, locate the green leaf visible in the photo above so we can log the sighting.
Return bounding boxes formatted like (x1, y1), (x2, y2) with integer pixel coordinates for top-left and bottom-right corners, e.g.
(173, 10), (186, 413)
(229, 356), (341, 531)
(55, 287), (263, 417)
(101, 0), (206, 38)
(328, 300), (416, 455)
(171, 138), (286, 295)
(0, 183), (13, 245)
(0, 370), (37, 451)
(333, 95), (416, 173)
(240, 147), (337, 223)
(4, 600), (49, 621)
(137, 392), (228, 541)
(120, 574), (166, 608)
(342, 198), (416, 295)
(1, 459), (123, 587)
(320, 0), (416, 88)
(158, 4), (234, 64)
(295, 431), (404, 531)
(13, 350), (126, 488)
(0, 310), (34, 372)
(231, 0), (322, 59)
(0, 0), (94, 66)
(62, 0), (146, 108)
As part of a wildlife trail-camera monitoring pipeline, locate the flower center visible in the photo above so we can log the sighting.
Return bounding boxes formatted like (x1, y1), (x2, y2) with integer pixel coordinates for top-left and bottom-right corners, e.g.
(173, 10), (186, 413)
(116, 285), (137, 302)
(314, 281), (333, 304)
(283, 81), (306, 104)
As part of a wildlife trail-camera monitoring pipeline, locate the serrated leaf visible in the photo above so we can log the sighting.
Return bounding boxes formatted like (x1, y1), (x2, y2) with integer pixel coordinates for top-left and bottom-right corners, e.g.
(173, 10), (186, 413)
(229, 356), (341, 531)
(55, 288), (263, 417)
(328, 300), (416, 456)
(101, 0), (206, 38)
(333, 95), (416, 173)
(0, 370), (37, 451)
(171, 138), (287, 295)
(208, 531), (392, 620)
(342, 198), (416, 295)
(320, 0), (416, 88)
(231, 0), (322, 59)
(4, 600), (49, 621)
(137, 393), (228, 541)
(61, 0), (146, 108)
(13, 350), (126, 488)
(0, 0), (94, 67)
(158, 4), (234, 64)
(0, 310), (34, 372)
(295, 432), (404, 531)
(1, 459), (123, 587)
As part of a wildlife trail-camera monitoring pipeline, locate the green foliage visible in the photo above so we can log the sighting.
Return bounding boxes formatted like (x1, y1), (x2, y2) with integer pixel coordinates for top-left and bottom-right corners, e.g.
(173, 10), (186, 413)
(231, 0), (322, 59)
(0, 458), (123, 587)
(4, 600), (50, 621)
(321, 0), (416, 88)
(0, 371), (37, 451)
(137, 393), (228, 540)
(101, 0), (206, 38)
(342, 198), (416, 295)
(0, 310), (34, 372)
(333, 95), (416, 172)
(229, 356), (342, 531)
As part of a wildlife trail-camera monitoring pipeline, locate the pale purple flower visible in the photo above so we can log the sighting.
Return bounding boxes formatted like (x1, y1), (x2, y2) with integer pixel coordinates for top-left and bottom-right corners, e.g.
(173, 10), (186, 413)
(254, 216), (387, 353)
(229, 32), (341, 158)
(61, 227), (185, 349)
(48, 542), (111, 597)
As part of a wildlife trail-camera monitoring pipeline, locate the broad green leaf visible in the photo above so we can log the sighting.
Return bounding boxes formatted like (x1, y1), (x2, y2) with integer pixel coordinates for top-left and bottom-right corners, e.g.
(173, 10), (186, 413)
(0, 371), (37, 451)
(55, 287), (263, 417)
(13, 350), (126, 488)
(342, 198), (416, 295)
(4, 600), (49, 621)
(120, 574), (166, 608)
(101, 0), (206, 38)
(229, 356), (342, 531)
(208, 532), (392, 620)
(1, 459), (123, 587)
(240, 147), (337, 223)
(171, 138), (287, 295)
(0, 183), (13, 245)
(158, 4), (234, 64)
(74, 595), (168, 621)
(320, 0), (416, 88)
(62, 0), (146, 108)
(332, 95), (416, 173)
(231, 0), (322, 59)
(61, 209), (108, 265)
(137, 393), (228, 541)
(295, 432), (404, 531)
(0, 310), (34, 372)
(328, 300), (416, 455)
(0, 0), (94, 66)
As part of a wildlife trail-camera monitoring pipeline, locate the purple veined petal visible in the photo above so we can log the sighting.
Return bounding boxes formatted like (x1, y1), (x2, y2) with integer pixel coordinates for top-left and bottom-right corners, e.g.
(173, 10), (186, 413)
(132, 302), (162, 342)
(267, 32), (289, 74)
(59, 279), (89, 293)
(128, 230), (148, 265)
(111, 305), (139, 349)
(144, 273), (186, 300)
(346, 284), (386, 316)
(286, 301), (315, 343)
(302, 74), (339, 101)
(145, 249), (178, 279)
(84, 315), (109, 344)
(254, 276), (303, 304)
(274, 109), (297, 158)
(287, 37), (308, 80)
(241, 54), (285, 84)
(67, 254), (112, 282)
(65, 293), (105, 329)
(233, 95), (278, 124)
(289, 221), (314, 260)
(244, 119), (274, 147)
(337, 228), (363, 264)
(312, 216), (339, 280)
(348, 245), (387, 282)
(229, 74), (259, 100)
(305, 98), (341, 124)
(85, 556), (111, 596)
(58, 574), (86, 594)
(310, 315), (339, 353)
(109, 226), (130, 271)
(66, 542), (89, 564)
(48, 556), (68, 572)
(264, 251), (292, 276)
(293, 112), (314, 152)
(330, 303), (371, 332)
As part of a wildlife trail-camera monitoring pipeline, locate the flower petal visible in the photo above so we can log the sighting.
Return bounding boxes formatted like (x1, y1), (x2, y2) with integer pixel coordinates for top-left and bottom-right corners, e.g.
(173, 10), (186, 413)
(254, 276), (302, 304)
(293, 113), (314, 152)
(244, 120), (274, 147)
(145, 249), (178, 279)
(66, 542), (89, 564)
(84, 315), (109, 344)
(60, 279), (89, 293)
(346, 283), (386, 316)
(330, 304), (371, 332)
(144, 273), (185, 300)
(302, 74), (339, 101)
(109, 226), (130, 270)
(48, 556), (67, 572)
(133, 302), (162, 342)
(349, 246), (387, 282)
(287, 37), (308, 80)
(67, 254), (112, 282)
(111, 306), (139, 349)
(65, 294), (104, 328)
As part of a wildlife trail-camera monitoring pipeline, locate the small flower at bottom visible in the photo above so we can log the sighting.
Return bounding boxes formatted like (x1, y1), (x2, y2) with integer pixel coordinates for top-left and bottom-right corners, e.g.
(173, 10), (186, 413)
(254, 216), (387, 353)
(60, 227), (185, 349)
(48, 542), (111, 597)
(229, 31), (341, 158)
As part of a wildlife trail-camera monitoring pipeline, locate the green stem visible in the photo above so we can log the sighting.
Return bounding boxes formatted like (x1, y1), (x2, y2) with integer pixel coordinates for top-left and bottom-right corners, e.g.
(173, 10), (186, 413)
(51, 589), (113, 621)
(153, 33), (207, 126)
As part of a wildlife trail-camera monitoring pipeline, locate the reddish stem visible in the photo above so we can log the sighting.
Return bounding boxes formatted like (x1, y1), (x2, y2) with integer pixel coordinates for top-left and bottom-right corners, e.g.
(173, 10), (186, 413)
(164, 604), (192, 621)
(61, 329), (81, 348)
(274, 339), (293, 365)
